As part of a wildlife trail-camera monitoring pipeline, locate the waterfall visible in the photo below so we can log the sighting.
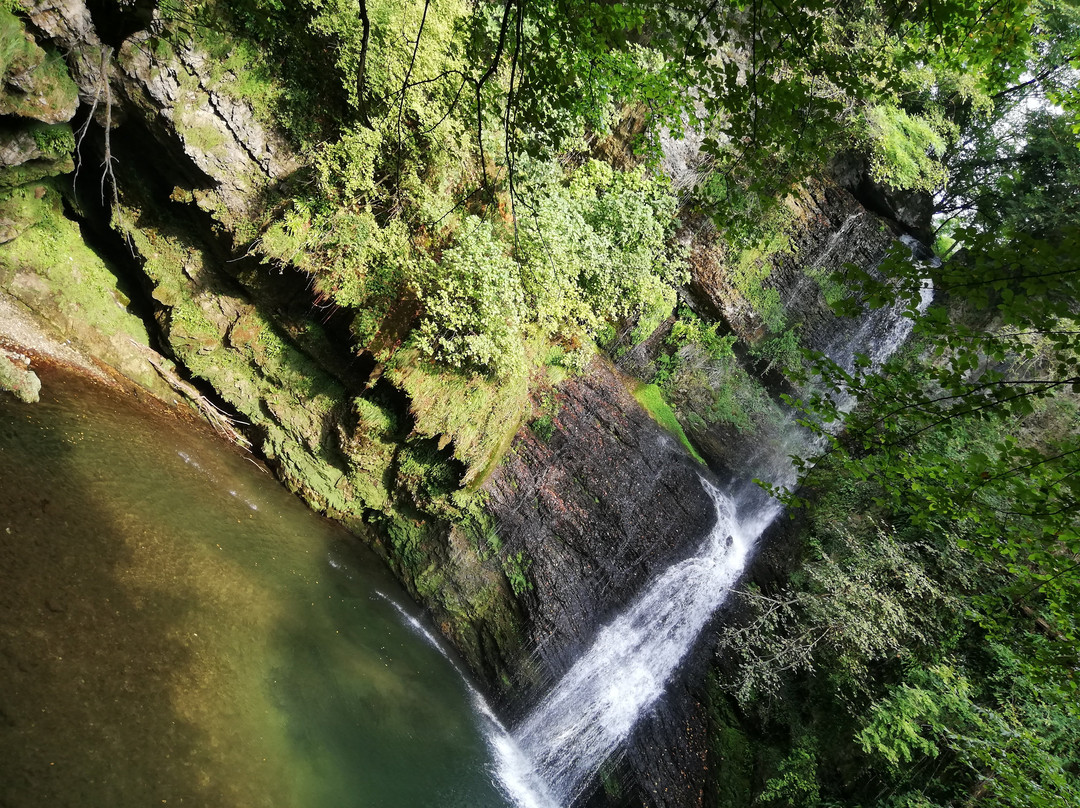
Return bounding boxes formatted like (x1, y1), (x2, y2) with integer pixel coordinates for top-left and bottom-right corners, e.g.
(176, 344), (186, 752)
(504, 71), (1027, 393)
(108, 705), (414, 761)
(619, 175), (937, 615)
(494, 253), (935, 807)
(514, 485), (773, 806)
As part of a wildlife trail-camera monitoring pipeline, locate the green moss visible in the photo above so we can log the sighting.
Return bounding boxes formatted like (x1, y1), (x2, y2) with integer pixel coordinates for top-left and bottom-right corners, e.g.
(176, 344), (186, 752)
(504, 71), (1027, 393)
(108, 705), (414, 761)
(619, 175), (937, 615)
(178, 119), (227, 156)
(387, 348), (532, 487)
(1, 6), (37, 77)
(527, 389), (560, 442)
(395, 438), (462, 512)
(339, 396), (397, 511)
(382, 512), (434, 573)
(0, 182), (50, 240)
(633, 382), (706, 464)
(503, 551), (533, 596)
(155, 3), (287, 138)
(0, 15), (78, 123)
(1, 184), (145, 346)
(705, 679), (755, 808)
(731, 237), (789, 333)
(0, 183), (171, 395)
(0, 154), (74, 188)
(809, 266), (847, 309)
(117, 202), (356, 517)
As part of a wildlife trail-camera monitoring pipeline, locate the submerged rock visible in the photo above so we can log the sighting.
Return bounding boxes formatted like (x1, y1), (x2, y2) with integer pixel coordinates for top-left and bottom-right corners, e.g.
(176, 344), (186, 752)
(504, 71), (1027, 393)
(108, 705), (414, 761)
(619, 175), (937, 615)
(0, 350), (40, 402)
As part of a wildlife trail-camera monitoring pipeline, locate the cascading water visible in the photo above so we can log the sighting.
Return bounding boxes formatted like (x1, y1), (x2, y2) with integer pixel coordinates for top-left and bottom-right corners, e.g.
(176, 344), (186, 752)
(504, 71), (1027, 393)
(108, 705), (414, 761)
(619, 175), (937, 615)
(514, 486), (770, 806)
(496, 255), (935, 807)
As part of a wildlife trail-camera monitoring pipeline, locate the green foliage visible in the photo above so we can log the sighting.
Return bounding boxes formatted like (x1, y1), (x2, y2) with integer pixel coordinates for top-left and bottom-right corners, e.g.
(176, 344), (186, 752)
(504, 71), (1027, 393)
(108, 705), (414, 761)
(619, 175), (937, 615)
(412, 216), (525, 377)
(750, 328), (803, 375)
(947, 107), (1080, 241)
(666, 308), (737, 364)
(757, 736), (821, 806)
(503, 551), (532, 596)
(528, 390), (559, 442)
(516, 158), (684, 343)
(260, 204), (414, 351)
(861, 104), (951, 192)
(28, 123), (74, 159)
(715, 455), (1080, 806)
(386, 347), (532, 487)
(633, 382), (706, 463)
(311, 125), (383, 201)
(792, 224), (1080, 664)
(758, 70), (1080, 792)
(394, 438), (462, 512)
(718, 518), (958, 705)
(653, 310), (781, 438)
(857, 659), (1080, 807)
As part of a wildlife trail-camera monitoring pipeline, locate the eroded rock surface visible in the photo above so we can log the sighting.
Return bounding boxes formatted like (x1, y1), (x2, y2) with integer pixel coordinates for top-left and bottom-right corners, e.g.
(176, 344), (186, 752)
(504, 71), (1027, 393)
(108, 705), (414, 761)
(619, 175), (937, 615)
(487, 359), (717, 687)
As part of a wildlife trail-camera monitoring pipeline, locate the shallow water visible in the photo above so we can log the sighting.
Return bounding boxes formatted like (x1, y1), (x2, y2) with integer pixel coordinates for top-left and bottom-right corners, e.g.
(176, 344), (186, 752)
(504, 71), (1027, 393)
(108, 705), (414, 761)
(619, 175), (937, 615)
(0, 368), (514, 808)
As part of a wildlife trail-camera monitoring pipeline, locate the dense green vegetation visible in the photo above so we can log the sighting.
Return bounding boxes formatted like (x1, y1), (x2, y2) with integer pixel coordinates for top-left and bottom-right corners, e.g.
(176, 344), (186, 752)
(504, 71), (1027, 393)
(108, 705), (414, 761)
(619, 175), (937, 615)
(726, 1), (1080, 803)
(713, 458), (1080, 806)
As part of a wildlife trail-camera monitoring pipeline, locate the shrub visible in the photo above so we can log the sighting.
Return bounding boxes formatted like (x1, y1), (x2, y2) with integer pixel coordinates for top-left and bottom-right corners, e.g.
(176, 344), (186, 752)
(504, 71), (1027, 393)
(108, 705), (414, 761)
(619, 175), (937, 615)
(861, 104), (951, 193)
(411, 216), (526, 377)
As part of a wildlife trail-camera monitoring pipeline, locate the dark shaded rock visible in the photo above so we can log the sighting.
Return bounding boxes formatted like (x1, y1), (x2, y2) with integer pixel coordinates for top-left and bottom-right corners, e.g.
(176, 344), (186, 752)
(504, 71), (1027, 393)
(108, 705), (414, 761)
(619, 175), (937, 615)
(829, 151), (934, 246)
(616, 673), (712, 808)
(684, 178), (899, 353)
(764, 177), (898, 354)
(486, 358), (717, 690)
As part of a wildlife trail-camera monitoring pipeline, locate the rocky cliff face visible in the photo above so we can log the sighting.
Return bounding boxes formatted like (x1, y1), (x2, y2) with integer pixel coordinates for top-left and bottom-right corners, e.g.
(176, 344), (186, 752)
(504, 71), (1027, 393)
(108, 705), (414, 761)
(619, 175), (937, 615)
(2, 0), (523, 688)
(686, 177), (899, 352)
(486, 360), (716, 689)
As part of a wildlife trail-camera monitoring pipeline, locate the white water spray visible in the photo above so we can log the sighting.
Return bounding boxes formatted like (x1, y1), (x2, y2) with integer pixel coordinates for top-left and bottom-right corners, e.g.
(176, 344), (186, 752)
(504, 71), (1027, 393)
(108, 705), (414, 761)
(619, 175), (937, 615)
(373, 589), (562, 808)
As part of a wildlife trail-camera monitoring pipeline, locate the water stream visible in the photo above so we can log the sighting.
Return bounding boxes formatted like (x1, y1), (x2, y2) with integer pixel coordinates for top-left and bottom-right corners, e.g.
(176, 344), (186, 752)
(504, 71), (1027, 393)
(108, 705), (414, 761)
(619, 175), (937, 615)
(0, 367), (520, 808)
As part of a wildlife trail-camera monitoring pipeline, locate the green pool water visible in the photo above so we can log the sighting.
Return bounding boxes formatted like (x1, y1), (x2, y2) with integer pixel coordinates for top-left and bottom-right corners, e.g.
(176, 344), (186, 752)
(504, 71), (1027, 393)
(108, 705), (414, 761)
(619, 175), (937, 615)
(0, 367), (515, 808)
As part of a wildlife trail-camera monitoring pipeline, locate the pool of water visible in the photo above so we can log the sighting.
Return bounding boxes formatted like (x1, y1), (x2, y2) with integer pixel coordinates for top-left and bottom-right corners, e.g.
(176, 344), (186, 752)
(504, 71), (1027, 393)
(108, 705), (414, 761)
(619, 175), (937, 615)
(0, 367), (515, 808)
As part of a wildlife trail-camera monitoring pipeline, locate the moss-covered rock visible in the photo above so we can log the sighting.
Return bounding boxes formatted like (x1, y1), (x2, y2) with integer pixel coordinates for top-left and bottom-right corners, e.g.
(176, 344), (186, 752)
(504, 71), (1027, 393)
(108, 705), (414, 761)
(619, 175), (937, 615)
(704, 678), (756, 807)
(0, 182), (50, 243)
(337, 397), (397, 511)
(386, 348), (532, 488)
(0, 350), (40, 402)
(0, 122), (75, 189)
(1, 7), (78, 123)
(0, 180), (172, 397)
(113, 33), (298, 233)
